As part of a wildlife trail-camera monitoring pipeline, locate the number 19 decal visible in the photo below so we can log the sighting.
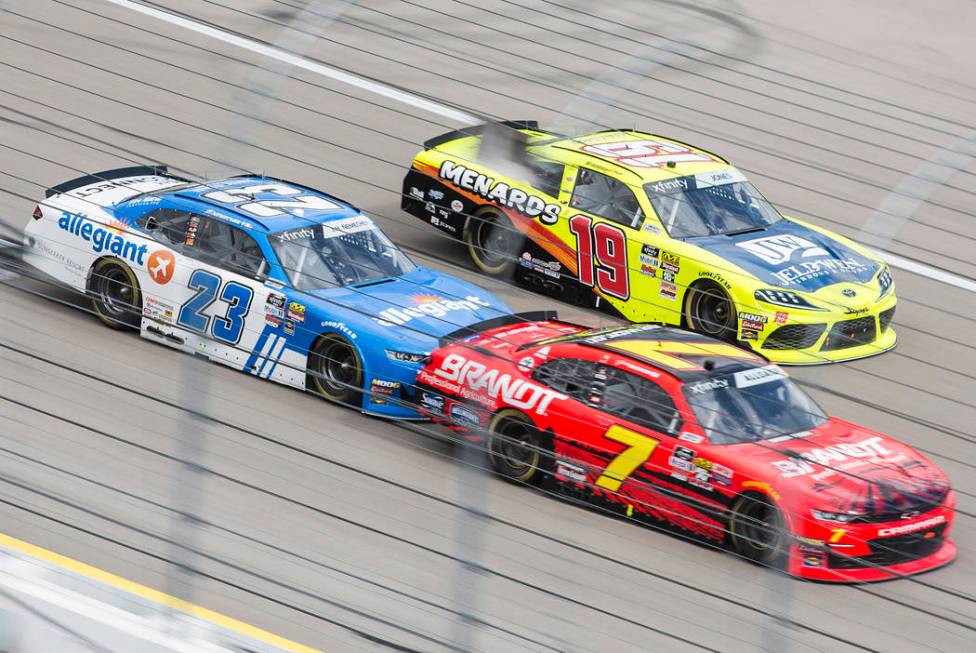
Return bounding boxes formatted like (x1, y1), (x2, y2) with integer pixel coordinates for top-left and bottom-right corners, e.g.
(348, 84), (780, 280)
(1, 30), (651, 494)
(569, 215), (629, 300)
(177, 270), (254, 345)
(595, 425), (659, 492)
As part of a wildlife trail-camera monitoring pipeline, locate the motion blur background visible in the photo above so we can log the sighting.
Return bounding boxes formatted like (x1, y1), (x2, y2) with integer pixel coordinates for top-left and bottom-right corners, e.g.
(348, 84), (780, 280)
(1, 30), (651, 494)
(1, 1), (975, 651)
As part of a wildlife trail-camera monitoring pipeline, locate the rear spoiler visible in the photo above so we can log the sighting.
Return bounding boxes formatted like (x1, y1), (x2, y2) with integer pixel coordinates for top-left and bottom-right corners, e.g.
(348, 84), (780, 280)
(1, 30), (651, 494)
(438, 310), (559, 348)
(46, 165), (176, 198)
(423, 120), (558, 151)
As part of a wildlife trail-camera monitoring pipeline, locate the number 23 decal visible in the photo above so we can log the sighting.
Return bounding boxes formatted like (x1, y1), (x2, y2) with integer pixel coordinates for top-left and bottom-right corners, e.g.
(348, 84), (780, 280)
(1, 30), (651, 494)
(177, 270), (254, 344)
(569, 214), (630, 300)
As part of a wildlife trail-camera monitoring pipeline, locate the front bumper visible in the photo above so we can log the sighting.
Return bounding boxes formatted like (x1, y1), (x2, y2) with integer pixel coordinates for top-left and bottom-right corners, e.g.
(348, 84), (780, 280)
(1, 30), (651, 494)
(788, 493), (956, 581)
(745, 291), (897, 365)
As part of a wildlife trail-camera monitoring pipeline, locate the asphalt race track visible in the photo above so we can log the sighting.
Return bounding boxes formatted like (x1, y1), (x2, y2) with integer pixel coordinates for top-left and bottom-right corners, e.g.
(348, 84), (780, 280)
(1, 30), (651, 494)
(1, 1), (975, 651)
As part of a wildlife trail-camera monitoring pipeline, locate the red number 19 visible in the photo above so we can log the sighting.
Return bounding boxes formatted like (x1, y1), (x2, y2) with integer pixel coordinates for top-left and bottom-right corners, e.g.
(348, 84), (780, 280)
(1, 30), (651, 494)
(569, 214), (630, 300)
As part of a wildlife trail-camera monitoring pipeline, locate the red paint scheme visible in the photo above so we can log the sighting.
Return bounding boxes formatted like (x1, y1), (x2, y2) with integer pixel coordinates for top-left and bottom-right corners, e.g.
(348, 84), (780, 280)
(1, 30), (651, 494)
(416, 319), (956, 581)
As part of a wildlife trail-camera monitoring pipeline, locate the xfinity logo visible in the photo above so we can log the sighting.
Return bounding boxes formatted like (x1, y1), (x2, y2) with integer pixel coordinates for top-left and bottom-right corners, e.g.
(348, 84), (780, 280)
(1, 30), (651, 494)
(737, 235), (829, 266)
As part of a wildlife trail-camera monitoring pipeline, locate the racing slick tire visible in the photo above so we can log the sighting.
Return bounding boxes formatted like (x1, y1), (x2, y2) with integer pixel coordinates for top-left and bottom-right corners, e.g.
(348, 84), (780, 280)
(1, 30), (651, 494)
(729, 493), (788, 568)
(486, 409), (551, 485)
(88, 258), (142, 329)
(684, 279), (737, 342)
(308, 334), (364, 408)
(464, 206), (521, 276)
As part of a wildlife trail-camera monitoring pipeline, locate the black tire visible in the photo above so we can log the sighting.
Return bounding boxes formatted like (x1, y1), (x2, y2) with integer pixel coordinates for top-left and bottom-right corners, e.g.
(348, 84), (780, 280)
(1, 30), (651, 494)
(89, 258), (142, 329)
(307, 334), (364, 407)
(728, 493), (787, 567)
(464, 206), (520, 276)
(486, 409), (550, 485)
(685, 280), (737, 341)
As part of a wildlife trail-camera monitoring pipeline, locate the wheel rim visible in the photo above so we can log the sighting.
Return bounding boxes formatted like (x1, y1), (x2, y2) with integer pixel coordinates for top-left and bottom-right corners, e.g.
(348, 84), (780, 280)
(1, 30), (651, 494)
(737, 499), (778, 553)
(494, 417), (538, 474)
(691, 286), (734, 337)
(473, 212), (516, 269)
(317, 339), (358, 395)
(98, 266), (135, 316)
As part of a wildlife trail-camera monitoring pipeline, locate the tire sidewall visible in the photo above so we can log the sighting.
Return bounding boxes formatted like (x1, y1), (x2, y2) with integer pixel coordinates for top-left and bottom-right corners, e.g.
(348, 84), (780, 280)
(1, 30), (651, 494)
(729, 493), (788, 567)
(684, 280), (738, 341)
(308, 333), (364, 408)
(464, 206), (519, 276)
(486, 408), (550, 485)
(89, 257), (142, 329)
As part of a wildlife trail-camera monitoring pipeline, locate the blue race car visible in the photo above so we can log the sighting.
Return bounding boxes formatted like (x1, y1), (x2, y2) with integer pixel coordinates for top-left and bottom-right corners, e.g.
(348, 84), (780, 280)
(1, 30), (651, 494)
(23, 167), (511, 418)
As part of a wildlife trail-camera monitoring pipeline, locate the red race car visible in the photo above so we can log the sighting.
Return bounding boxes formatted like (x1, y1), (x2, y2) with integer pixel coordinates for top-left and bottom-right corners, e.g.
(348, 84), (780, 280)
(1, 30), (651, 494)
(415, 315), (955, 581)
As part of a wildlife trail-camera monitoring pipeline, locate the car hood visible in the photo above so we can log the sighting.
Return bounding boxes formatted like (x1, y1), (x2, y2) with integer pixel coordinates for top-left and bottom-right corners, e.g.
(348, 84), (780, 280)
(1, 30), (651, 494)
(309, 266), (510, 343)
(747, 419), (949, 516)
(684, 220), (880, 292)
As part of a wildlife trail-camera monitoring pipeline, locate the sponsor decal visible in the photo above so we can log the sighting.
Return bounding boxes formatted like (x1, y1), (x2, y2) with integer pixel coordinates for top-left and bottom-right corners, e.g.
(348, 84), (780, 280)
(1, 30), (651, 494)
(428, 189), (445, 201)
(370, 378), (400, 396)
(146, 250), (175, 285)
(802, 553), (825, 568)
(185, 214), (199, 246)
(143, 296), (174, 323)
(71, 175), (175, 198)
(533, 346), (551, 360)
(438, 161), (561, 224)
(287, 301), (307, 323)
(374, 294), (492, 327)
(660, 282), (677, 300)
(770, 436), (893, 478)
(556, 460), (587, 484)
(691, 466), (712, 490)
(283, 320), (295, 335)
(517, 356), (536, 371)
(450, 199), (464, 212)
(409, 186), (425, 200)
(640, 244), (660, 266)
(738, 311), (768, 324)
(711, 463), (733, 486)
(741, 320), (764, 332)
(425, 353), (567, 415)
(669, 446), (695, 472)
(662, 270), (675, 283)
(736, 235), (828, 266)
(698, 270), (731, 290)
(58, 212), (149, 265)
(678, 432), (704, 444)
(733, 365), (787, 388)
(265, 293), (286, 318)
(429, 213), (458, 233)
(639, 264), (656, 277)
(842, 288), (856, 298)
(741, 329), (760, 341)
(420, 391), (445, 412)
(686, 378), (729, 394)
(774, 311), (789, 324)
(877, 515), (945, 538)
(265, 315), (281, 328)
(661, 252), (680, 273)
(580, 139), (713, 168)
(320, 320), (357, 340)
(448, 402), (479, 426)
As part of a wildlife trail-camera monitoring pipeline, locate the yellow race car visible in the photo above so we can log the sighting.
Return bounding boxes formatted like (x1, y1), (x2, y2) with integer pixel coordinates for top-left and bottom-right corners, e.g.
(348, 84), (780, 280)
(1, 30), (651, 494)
(401, 122), (896, 364)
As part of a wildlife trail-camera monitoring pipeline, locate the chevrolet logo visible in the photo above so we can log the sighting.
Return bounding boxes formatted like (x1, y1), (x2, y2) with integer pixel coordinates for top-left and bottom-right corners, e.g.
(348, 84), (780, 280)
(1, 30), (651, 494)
(900, 510), (920, 520)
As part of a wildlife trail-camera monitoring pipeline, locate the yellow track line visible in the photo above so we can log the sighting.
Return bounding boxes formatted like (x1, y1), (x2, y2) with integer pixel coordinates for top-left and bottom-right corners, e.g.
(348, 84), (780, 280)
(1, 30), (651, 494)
(0, 532), (322, 653)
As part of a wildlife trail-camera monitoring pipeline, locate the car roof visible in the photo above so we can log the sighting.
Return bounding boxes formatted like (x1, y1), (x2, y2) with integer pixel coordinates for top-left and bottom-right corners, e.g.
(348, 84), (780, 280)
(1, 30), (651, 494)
(529, 323), (769, 382)
(533, 130), (731, 184)
(148, 176), (362, 233)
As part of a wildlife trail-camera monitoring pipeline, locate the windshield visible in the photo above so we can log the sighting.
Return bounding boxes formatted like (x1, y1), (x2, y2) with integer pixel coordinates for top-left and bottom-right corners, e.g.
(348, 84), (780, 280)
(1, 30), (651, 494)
(683, 366), (827, 444)
(645, 169), (783, 238)
(270, 215), (415, 290)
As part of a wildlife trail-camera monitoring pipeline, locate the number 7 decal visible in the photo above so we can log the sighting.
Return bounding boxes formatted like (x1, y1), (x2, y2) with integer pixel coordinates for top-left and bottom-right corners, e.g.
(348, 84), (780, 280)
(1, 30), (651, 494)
(595, 425), (659, 492)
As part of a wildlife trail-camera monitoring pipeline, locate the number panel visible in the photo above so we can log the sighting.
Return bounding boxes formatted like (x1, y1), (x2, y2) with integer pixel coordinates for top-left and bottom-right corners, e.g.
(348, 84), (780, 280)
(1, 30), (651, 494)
(177, 269), (255, 345)
(177, 269), (219, 333)
(568, 214), (631, 300)
(595, 425), (659, 492)
(212, 281), (254, 344)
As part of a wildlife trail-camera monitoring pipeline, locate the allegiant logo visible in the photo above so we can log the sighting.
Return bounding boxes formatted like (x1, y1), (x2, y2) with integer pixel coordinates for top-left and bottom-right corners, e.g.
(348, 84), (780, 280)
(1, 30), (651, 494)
(59, 213), (148, 265)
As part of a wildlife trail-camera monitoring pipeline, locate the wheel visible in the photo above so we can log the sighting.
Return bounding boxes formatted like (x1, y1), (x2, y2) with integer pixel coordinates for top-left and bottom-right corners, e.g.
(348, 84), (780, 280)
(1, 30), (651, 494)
(89, 258), (142, 329)
(464, 206), (520, 276)
(685, 280), (737, 341)
(308, 334), (364, 407)
(729, 493), (787, 567)
(486, 409), (550, 485)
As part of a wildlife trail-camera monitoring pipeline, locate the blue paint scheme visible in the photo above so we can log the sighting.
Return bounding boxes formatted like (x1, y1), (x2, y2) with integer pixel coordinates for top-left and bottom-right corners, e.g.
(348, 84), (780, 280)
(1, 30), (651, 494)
(111, 175), (511, 418)
(684, 219), (880, 292)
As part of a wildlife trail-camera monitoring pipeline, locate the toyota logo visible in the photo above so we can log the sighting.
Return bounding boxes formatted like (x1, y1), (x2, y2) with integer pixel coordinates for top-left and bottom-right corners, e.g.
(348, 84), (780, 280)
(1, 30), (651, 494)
(842, 289), (856, 298)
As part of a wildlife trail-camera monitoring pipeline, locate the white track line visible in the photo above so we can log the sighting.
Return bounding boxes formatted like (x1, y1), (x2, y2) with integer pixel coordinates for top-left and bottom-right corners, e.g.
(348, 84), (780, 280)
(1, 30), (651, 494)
(104, 0), (476, 124)
(109, 0), (976, 294)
